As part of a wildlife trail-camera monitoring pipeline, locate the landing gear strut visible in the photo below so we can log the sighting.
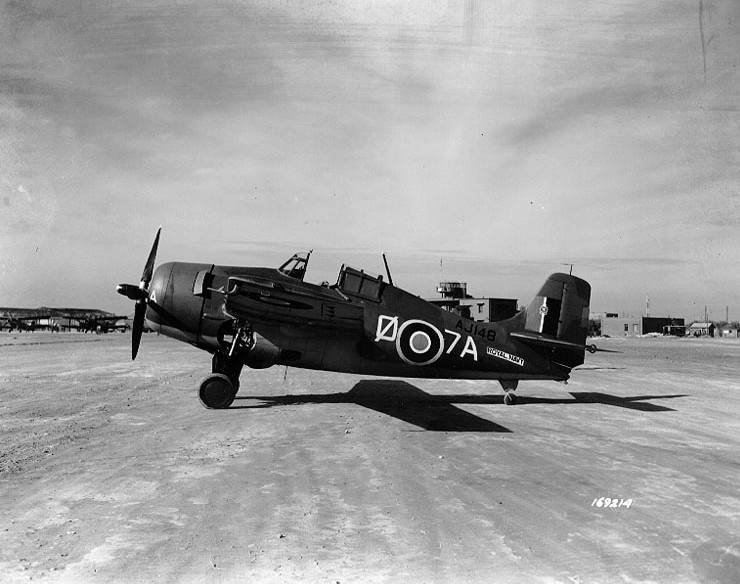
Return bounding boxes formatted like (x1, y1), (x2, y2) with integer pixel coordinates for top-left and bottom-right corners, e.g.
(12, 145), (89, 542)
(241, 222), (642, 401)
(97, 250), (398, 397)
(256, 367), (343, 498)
(211, 350), (243, 393)
(199, 320), (252, 409)
(500, 380), (519, 406)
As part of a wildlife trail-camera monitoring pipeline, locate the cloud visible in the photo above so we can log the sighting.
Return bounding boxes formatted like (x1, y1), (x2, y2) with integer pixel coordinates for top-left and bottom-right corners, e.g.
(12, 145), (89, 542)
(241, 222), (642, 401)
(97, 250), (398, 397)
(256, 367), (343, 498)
(1, 0), (738, 320)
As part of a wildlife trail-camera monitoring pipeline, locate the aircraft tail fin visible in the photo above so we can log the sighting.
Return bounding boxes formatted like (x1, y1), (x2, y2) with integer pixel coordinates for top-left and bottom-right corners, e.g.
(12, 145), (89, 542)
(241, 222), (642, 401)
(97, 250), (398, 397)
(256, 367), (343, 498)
(510, 273), (591, 369)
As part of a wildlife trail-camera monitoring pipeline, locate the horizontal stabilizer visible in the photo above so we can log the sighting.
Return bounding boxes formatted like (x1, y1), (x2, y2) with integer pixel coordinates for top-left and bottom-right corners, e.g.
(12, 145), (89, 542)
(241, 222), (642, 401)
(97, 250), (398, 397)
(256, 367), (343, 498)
(509, 331), (587, 352)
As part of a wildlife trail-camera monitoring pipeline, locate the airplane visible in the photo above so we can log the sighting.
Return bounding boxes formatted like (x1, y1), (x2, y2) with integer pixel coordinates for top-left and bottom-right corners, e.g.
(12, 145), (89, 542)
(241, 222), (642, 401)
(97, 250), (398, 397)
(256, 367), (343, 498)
(62, 314), (129, 333)
(1, 315), (45, 332)
(117, 228), (601, 409)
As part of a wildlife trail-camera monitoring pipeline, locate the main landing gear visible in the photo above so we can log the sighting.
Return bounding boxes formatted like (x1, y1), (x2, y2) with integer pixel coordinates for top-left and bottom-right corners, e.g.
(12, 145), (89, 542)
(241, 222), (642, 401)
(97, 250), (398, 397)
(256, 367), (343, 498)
(198, 320), (252, 409)
(500, 380), (518, 406)
(199, 374), (238, 409)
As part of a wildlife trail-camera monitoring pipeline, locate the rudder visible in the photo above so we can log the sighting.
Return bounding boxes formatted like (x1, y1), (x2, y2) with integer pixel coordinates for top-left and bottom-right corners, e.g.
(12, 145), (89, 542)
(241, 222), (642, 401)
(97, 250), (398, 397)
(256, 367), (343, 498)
(524, 273), (591, 345)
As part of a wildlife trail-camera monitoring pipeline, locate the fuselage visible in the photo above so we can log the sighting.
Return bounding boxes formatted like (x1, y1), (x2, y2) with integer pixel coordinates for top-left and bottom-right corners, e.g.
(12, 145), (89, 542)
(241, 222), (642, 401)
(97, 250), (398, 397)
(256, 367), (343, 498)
(145, 261), (574, 382)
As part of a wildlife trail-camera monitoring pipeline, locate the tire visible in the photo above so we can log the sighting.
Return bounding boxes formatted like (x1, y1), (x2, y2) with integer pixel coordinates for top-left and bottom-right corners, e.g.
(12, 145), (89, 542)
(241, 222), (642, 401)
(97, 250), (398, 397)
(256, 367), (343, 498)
(503, 392), (518, 406)
(199, 374), (236, 409)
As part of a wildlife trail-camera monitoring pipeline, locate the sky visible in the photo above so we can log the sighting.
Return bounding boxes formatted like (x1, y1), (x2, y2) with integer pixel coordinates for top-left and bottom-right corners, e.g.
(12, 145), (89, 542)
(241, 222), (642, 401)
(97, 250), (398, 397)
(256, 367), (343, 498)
(1, 0), (739, 321)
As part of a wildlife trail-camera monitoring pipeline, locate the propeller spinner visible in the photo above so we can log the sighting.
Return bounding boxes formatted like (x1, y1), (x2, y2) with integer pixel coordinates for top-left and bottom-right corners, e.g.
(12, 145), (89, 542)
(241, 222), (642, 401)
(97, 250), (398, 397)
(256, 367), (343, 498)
(117, 227), (161, 360)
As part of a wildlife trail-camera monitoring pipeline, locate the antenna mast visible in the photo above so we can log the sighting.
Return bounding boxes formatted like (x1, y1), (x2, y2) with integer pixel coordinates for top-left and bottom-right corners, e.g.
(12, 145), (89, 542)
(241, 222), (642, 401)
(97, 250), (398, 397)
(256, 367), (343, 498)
(382, 253), (394, 286)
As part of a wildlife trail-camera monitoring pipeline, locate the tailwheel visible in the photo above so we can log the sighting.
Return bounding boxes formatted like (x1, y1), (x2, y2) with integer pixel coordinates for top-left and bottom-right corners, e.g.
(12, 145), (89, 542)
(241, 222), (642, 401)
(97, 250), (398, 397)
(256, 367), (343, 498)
(199, 374), (236, 409)
(500, 380), (518, 405)
(503, 392), (518, 406)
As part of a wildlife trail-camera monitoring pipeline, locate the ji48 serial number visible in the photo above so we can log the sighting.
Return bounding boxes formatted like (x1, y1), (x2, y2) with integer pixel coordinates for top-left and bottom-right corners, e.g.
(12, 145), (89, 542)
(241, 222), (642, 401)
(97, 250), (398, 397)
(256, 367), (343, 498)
(591, 497), (632, 508)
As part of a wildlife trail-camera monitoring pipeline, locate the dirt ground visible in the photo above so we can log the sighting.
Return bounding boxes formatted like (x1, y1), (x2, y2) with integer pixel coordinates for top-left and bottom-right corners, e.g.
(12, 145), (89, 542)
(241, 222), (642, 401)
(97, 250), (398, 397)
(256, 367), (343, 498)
(0, 332), (738, 583)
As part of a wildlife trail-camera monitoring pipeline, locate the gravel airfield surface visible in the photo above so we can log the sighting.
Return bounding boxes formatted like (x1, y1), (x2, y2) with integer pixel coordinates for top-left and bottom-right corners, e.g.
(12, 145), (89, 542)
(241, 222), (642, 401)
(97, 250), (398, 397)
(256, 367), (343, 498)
(0, 332), (738, 583)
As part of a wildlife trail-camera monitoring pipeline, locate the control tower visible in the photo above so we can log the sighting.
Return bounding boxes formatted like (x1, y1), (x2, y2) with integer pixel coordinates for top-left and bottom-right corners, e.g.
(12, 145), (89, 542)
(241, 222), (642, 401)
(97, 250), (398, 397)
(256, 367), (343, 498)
(436, 282), (469, 299)
(428, 282), (518, 322)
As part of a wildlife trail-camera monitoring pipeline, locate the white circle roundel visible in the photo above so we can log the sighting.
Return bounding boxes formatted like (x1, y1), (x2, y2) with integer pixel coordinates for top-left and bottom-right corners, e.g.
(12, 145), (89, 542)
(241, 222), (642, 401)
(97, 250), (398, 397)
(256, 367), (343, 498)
(409, 330), (432, 353)
(396, 319), (444, 365)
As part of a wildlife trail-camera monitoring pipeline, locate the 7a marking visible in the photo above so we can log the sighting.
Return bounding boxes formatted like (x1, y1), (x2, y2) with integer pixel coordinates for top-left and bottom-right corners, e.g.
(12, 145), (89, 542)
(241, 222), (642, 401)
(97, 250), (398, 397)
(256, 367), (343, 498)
(444, 329), (477, 361)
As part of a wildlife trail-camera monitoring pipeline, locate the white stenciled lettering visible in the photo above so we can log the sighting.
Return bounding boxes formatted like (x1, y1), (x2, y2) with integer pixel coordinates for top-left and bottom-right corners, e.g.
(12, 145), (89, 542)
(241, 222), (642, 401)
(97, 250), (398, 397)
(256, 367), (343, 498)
(461, 336), (478, 361)
(443, 329), (461, 354)
(486, 347), (524, 367)
(375, 315), (398, 342)
(375, 315), (479, 364)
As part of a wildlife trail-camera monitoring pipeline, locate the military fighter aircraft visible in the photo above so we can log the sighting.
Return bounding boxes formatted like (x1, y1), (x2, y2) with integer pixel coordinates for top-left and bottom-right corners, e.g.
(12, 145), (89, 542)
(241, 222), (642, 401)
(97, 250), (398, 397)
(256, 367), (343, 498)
(1, 314), (44, 332)
(118, 229), (595, 409)
(62, 314), (128, 333)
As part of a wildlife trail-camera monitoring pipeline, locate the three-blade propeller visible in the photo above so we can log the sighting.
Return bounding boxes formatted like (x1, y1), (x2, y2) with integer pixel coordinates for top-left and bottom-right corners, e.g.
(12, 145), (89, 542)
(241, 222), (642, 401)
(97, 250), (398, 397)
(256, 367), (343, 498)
(116, 227), (161, 360)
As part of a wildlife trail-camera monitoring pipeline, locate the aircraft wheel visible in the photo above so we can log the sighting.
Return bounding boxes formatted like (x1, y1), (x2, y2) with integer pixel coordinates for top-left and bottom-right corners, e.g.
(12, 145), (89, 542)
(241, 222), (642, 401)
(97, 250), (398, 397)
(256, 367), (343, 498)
(504, 392), (517, 406)
(211, 351), (241, 395)
(199, 374), (236, 409)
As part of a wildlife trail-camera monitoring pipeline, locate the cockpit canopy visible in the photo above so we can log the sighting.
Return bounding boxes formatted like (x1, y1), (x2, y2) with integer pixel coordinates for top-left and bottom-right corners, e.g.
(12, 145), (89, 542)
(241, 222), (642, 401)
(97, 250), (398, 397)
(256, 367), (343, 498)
(278, 251), (312, 281)
(335, 265), (384, 301)
(277, 251), (386, 301)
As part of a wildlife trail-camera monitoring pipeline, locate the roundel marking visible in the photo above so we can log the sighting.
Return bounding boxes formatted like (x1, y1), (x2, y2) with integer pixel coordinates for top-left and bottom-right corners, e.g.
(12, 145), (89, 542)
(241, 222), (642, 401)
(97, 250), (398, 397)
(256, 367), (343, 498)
(396, 319), (444, 365)
(409, 330), (432, 354)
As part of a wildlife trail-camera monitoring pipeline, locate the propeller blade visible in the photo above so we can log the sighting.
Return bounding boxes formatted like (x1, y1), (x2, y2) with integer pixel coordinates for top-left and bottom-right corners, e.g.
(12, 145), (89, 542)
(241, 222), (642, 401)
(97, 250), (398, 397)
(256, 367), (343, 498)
(116, 283), (147, 301)
(132, 301), (146, 360)
(140, 226), (161, 287)
(118, 227), (162, 360)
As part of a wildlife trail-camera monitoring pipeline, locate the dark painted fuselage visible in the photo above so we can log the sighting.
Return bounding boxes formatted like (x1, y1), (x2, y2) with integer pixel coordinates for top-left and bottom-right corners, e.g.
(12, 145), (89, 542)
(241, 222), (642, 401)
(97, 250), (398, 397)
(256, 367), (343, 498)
(145, 261), (587, 383)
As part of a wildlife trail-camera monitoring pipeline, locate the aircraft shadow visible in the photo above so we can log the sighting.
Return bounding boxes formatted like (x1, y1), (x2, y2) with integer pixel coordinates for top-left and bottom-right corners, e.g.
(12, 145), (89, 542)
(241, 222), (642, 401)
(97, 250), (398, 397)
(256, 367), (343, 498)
(233, 380), (688, 431)
(524, 392), (686, 412)
(235, 380), (511, 432)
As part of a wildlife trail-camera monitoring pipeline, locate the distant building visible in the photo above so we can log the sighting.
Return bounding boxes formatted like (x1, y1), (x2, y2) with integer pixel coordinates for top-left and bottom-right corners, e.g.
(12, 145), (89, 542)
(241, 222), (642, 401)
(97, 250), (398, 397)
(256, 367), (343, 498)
(688, 322), (715, 337)
(457, 297), (518, 322)
(601, 315), (642, 337)
(436, 281), (468, 299)
(719, 326), (739, 338)
(600, 313), (685, 337)
(662, 324), (687, 337)
(35, 318), (61, 332)
(643, 317), (685, 335)
(427, 282), (518, 322)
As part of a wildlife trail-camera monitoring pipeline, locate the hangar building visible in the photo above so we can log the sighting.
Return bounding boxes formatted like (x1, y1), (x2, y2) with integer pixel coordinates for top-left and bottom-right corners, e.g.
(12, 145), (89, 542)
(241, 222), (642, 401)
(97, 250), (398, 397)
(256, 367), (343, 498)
(600, 314), (686, 337)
